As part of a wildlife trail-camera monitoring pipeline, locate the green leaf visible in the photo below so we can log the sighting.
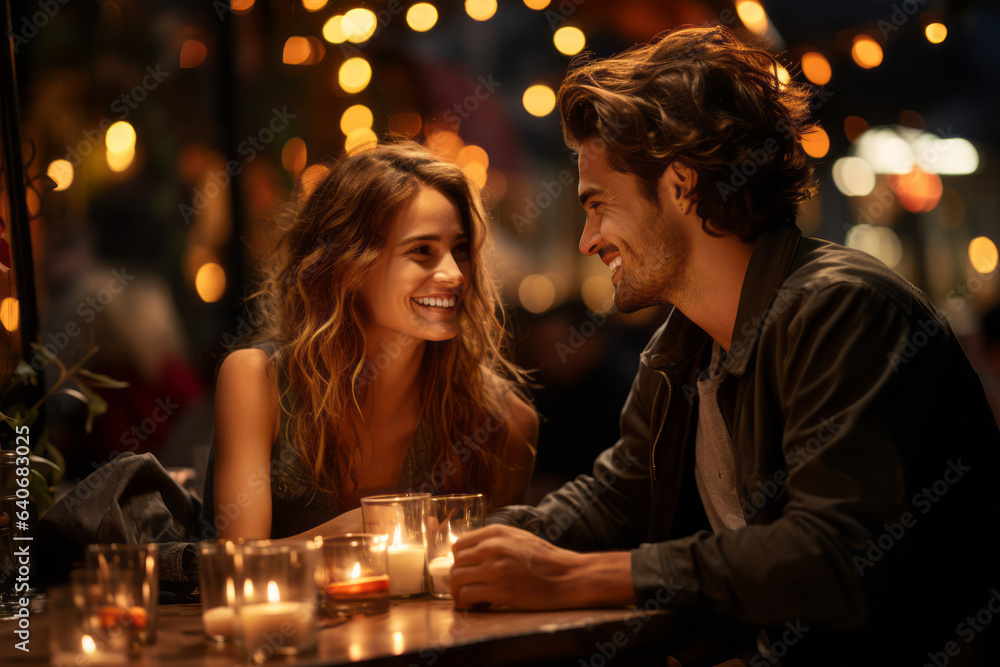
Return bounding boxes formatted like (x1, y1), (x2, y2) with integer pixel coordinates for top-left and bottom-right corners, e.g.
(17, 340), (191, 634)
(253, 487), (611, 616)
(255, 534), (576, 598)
(74, 368), (130, 389)
(28, 454), (60, 478)
(29, 341), (58, 361)
(41, 433), (65, 485)
(61, 383), (108, 434)
(29, 468), (55, 515)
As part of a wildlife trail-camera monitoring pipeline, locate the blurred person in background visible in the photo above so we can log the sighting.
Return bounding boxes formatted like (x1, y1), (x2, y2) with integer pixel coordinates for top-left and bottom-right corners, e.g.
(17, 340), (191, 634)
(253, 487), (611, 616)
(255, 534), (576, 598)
(208, 140), (537, 540)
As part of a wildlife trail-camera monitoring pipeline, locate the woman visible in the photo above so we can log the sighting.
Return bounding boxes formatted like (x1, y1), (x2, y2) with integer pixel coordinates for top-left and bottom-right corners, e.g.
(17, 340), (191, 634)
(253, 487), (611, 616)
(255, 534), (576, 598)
(211, 140), (537, 540)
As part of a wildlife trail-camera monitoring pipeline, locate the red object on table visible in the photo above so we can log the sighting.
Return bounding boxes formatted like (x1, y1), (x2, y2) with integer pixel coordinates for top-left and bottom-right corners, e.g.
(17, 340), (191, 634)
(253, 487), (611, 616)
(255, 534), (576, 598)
(324, 575), (390, 597)
(98, 605), (147, 630)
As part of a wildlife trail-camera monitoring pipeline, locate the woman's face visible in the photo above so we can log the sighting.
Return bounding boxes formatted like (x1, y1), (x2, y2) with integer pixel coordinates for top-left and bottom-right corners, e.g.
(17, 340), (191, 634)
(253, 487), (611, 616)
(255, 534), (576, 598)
(360, 184), (471, 344)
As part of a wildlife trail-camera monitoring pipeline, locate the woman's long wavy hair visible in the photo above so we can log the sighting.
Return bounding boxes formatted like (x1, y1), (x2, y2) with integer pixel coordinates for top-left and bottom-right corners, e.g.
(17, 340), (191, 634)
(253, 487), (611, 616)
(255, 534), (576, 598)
(559, 25), (818, 242)
(247, 139), (529, 504)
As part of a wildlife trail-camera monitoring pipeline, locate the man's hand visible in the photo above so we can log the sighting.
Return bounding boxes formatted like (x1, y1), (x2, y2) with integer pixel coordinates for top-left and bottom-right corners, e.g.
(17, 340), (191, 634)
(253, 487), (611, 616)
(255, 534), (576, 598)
(450, 524), (634, 610)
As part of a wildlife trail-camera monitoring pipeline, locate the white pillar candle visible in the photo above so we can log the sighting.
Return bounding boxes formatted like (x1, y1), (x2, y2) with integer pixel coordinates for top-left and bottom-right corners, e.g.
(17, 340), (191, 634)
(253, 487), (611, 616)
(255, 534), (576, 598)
(202, 606), (236, 641)
(386, 545), (425, 596)
(427, 554), (453, 596)
(238, 602), (314, 652)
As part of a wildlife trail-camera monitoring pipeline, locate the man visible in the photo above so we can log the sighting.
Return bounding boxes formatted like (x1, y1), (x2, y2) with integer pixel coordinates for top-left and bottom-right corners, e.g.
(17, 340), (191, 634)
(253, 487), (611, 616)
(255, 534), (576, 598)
(451, 25), (1000, 666)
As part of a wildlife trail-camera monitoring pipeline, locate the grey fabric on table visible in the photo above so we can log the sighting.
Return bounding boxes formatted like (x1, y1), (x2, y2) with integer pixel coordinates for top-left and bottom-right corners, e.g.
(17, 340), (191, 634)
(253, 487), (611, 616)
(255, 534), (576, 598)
(33, 452), (204, 589)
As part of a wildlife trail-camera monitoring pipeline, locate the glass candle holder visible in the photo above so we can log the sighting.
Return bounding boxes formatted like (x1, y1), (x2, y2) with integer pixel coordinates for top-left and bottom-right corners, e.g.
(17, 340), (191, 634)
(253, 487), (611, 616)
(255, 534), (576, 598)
(196, 539), (243, 643)
(47, 574), (130, 665)
(84, 543), (159, 646)
(318, 533), (390, 617)
(423, 494), (485, 599)
(361, 493), (430, 597)
(236, 539), (320, 662)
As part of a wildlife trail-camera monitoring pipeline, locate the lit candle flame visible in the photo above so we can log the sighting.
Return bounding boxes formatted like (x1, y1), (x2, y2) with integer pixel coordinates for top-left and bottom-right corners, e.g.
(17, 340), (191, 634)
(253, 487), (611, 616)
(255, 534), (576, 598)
(351, 562), (361, 580)
(449, 530), (457, 545)
(82, 635), (97, 654)
(267, 581), (280, 603)
(226, 578), (236, 605)
(390, 524), (403, 549)
(244, 579), (254, 599)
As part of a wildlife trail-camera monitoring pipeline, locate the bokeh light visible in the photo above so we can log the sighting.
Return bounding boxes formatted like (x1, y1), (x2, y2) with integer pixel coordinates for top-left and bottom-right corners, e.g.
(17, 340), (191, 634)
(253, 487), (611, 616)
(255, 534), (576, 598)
(281, 137), (307, 175)
(801, 51), (831, 85)
(518, 274), (556, 313)
(47, 159), (74, 191)
(969, 237), (999, 274)
(106, 121), (135, 153)
(340, 104), (374, 136)
(343, 8), (377, 43)
(925, 23), (947, 44)
(406, 3), (438, 32)
(322, 16), (347, 44)
(736, 0), (768, 35)
(0, 297), (19, 332)
(465, 0), (497, 21)
(832, 157), (876, 197)
(889, 167), (943, 213)
(195, 262), (226, 302)
(523, 0), (549, 8)
(282, 36), (313, 65)
(302, 0), (327, 11)
(339, 57), (372, 94)
(851, 34), (883, 69)
(458, 145), (489, 170)
(106, 146), (135, 172)
(424, 129), (464, 162)
(231, 0), (254, 14)
(345, 127), (378, 153)
(522, 84), (556, 117)
(554, 27), (585, 56)
(844, 116), (870, 143)
(463, 162), (488, 189)
(179, 40), (208, 68)
(846, 224), (903, 268)
(800, 126), (829, 158)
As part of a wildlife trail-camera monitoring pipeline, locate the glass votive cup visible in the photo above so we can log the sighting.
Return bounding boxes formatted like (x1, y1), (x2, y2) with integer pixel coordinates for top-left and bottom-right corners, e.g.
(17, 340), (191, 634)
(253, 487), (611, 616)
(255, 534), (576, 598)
(84, 543), (159, 646)
(196, 539), (243, 643)
(361, 493), (430, 598)
(318, 533), (390, 617)
(423, 494), (485, 599)
(236, 539), (320, 662)
(48, 578), (129, 665)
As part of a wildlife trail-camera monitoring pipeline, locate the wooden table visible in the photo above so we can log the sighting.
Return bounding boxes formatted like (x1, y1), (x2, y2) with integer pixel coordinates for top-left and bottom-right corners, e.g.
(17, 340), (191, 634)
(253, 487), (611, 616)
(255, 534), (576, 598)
(2, 597), (748, 666)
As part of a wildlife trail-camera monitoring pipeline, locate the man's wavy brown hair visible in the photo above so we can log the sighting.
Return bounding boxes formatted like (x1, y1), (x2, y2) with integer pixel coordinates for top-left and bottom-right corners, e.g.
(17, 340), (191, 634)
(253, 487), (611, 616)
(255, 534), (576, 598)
(559, 25), (818, 241)
(246, 139), (531, 506)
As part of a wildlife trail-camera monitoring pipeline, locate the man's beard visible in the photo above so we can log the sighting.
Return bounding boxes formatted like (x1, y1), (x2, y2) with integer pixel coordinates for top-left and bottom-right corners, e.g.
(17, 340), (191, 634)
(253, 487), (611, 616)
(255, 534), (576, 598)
(612, 205), (690, 314)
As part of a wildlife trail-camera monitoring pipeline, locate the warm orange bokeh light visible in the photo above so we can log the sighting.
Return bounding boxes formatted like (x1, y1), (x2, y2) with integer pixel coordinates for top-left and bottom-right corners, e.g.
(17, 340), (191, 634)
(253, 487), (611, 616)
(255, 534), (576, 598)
(179, 40), (208, 68)
(889, 168), (943, 213)
(800, 126), (830, 158)
(844, 116), (870, 143)
(925, 23), (947, 44)
(801, 52), (831, 85)
(851, 35), (883, 69)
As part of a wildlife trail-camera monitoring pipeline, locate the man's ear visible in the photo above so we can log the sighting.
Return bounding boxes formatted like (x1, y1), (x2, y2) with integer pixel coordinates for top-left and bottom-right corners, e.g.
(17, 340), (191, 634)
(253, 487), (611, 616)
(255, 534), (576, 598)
(657, 162), (698, 215)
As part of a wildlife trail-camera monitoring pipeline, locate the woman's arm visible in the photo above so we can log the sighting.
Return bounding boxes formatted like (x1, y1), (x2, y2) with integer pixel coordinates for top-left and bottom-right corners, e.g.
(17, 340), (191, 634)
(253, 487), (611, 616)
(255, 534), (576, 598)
(213, 349), (279, 540)
(491, 392), (539, 508)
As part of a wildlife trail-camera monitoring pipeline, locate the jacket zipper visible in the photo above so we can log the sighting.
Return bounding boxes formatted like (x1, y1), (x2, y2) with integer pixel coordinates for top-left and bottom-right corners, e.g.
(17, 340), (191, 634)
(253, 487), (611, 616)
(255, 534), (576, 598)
(652, 369), (672, 481)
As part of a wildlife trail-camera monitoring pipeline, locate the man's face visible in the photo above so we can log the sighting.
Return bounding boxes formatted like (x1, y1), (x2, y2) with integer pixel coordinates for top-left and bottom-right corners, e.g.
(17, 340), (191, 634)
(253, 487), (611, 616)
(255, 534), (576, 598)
(576, 139), (692, 313)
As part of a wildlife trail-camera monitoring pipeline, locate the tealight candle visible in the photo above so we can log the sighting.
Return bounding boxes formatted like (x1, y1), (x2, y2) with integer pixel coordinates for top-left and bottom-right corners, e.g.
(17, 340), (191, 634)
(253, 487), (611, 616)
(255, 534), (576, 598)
(202, 607), (236, 641)
(319, 535), (391, 617)
(235, 541), (320, 660)
(427, 553), (454, 593)
(361, 494), (430, 598)
(423, 494), (483, 599)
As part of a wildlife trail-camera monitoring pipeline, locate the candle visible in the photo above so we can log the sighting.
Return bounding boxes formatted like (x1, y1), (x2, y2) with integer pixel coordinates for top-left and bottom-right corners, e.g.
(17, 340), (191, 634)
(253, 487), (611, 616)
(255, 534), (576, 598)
(202, 606), (236, 641)
(386, 525), (425, 596)
(427, 554), (453, 595)
(324, 575), (390, 598)
(239, 602), (314, 652)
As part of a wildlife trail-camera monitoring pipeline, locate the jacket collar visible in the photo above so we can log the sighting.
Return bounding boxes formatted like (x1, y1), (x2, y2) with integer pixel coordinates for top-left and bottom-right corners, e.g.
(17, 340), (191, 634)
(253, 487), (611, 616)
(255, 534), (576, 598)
(640, 224), (802, 376)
